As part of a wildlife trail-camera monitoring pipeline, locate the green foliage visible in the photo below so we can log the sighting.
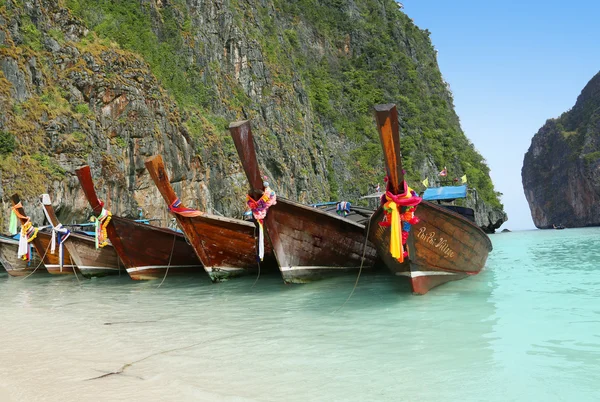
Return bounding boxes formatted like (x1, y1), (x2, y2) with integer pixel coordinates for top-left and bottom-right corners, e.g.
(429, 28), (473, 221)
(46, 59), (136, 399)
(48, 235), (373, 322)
(0, 131), (16, 155)
(74, 103), (91, 116)
(67, 0), (212, 107)
(114, 136), (127, 148)
(31, 153), (65, 179)
(583, 151), (600, 165)
(72, 131), (86, 142)
(63, 0), (502, 209)
(21, 16), (43, 51)
(270, 0), (501, 207)
(48, 28), (65, 44)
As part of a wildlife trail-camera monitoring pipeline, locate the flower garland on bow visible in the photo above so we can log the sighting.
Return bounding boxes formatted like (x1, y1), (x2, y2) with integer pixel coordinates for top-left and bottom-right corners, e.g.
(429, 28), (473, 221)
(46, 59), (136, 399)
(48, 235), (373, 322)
(93, 201), (112, 249)
(246, 178), (277, 260)
(11, 203), (38, 261)
(168, 198), (203, 218)
(379, 178), (422, 263)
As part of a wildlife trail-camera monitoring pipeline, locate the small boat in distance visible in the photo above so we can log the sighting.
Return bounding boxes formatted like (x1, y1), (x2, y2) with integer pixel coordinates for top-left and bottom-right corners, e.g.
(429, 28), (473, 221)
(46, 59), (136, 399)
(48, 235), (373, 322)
(145, 155), (277, 281)
(553, 224), (565, 230)
(229, 120), (378, 283)
(0, 234), (46, 276)
(10, 193), (77, 275)
(39, 194), (121, 278)
(368, 104), (493, 294)
(75, 165), (204, 280)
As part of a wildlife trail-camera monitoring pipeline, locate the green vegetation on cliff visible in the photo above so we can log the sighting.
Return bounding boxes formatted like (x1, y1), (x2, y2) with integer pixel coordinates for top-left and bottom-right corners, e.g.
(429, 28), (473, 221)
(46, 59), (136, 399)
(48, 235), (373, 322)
(64, 0), (501, 208)
(0, 0), (503, 228)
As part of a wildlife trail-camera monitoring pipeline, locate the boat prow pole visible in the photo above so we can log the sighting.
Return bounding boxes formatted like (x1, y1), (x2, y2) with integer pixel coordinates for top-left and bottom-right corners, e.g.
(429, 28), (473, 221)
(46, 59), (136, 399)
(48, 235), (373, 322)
(229, 120), (265, 198)
(74, 165), (103, 217)
(374, 103), (404, 194)
(40, 194), (60, 227)
(145, 155), (181, 207)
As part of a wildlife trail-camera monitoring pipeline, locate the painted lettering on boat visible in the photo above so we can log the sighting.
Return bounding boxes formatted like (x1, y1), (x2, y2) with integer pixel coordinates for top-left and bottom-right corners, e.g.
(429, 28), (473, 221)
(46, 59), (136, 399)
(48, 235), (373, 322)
(417, 227), (455, 258)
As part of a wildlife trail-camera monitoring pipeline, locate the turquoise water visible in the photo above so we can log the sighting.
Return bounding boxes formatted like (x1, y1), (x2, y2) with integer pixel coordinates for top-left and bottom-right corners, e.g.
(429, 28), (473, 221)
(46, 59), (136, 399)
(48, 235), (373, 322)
(0, 228), (599, 401)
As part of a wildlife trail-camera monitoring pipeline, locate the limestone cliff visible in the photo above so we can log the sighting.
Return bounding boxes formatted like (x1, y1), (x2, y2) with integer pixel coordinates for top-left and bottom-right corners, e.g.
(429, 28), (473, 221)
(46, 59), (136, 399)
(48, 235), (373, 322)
(522, 71), (600, 228)
(0, 0), (505, 231)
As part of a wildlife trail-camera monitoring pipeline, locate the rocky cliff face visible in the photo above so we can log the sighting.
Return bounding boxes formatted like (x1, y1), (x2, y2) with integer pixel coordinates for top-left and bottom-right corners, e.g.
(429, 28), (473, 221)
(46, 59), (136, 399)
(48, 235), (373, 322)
(0, 0), (505, 231)
(522, 71), (600, 228)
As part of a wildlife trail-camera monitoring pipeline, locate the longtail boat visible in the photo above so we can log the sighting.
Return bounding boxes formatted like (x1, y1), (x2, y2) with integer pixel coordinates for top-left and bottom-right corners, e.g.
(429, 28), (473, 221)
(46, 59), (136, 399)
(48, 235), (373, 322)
(0, 234), (46, 276)
(10, 194), (77, 275)
(229, 120), (378, 283)
(40, 194), (121, 278)
(145, 155), (277, 282)
(368, 104), (492, 294)
(75, 165), (203, 280)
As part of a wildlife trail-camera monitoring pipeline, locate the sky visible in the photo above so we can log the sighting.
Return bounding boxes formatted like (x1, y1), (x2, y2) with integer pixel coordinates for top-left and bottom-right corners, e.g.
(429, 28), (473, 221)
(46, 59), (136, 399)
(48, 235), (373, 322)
(402, 0), (600, 230)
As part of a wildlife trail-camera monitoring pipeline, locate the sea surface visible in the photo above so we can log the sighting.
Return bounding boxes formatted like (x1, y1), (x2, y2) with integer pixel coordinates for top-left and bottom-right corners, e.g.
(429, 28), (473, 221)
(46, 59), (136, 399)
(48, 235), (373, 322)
(0, 228), (599, 402)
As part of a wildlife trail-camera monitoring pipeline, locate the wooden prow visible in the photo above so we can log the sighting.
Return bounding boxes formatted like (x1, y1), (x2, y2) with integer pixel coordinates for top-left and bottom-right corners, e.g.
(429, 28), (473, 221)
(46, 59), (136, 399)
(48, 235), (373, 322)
(75, 165), (103, 215)
(10, 193), (44, 259)
(374, 104), (405, 195)
(144, 155), (180, 206)
(10, 193), (28, 224)
(229, 120), (264, 199)
(40, 194), (60, 227)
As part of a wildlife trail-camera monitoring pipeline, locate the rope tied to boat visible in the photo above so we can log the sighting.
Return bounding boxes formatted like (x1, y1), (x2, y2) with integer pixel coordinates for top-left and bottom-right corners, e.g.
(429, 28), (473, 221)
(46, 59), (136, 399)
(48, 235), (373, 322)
(168, 198), (203, 217)
(379, 180), (421, 262)
(93, 201), (112, 249)
(11, 202), (39, 261)
(246, 182), (276, 261)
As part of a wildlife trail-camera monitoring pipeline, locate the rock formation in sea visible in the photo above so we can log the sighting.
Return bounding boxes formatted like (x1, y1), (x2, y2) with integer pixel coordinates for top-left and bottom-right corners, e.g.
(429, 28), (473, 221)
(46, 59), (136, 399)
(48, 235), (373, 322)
(0, 0), (506, 232)
(522, 71), (600, 228)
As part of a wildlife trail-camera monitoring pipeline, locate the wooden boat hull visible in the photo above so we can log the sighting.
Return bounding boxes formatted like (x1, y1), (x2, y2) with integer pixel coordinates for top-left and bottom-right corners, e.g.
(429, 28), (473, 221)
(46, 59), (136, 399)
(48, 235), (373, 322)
(370, 201), (492, 294)
(144, 154), (277, 282)
(108, 217), (203, 280)
(266, 198), (378, 283)
(36, 232), (77, 275)
(0, 238), (46, 276)
(168, 214), (277, 281)
(64, 232), (121, 278)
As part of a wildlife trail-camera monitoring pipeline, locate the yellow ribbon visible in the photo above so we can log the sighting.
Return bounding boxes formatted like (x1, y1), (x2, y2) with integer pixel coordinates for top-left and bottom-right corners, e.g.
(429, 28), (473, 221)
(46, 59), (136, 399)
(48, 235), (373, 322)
(387, 201), (402, 261)
(383, 187), (417, 263)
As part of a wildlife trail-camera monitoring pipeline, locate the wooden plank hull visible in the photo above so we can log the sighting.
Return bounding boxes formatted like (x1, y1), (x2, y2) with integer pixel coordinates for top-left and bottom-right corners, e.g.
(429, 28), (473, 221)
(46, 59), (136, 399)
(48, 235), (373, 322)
(108, 217), (203, 280)
(266, 198), (378, 283)
(36, 232), (77, 275)
(64, 232), (121, 278)
(369, 201), (492, 294)
(169, 214), (277, 281)
(144, 155), (277, 282)
(0, 238), (46, 276)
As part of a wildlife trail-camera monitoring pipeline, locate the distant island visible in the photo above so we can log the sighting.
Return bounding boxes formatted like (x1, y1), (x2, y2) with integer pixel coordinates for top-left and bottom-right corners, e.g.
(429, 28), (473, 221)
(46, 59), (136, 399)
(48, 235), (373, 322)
(522, 71), (600, 228)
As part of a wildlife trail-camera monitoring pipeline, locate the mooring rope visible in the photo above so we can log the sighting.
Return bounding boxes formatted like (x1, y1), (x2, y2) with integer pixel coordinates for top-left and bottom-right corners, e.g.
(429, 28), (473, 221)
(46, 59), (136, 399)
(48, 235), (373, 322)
(251, 225), (261, 288)
(333, 216), (373, 313)
(69, 253), (81, 286)
(156, 232), (177, 289)
(18, 239), (51, 281)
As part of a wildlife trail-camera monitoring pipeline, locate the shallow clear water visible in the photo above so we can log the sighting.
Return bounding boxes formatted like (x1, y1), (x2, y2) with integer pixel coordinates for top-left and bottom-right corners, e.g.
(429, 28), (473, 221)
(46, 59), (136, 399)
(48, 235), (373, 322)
(0, 228), (599, 401)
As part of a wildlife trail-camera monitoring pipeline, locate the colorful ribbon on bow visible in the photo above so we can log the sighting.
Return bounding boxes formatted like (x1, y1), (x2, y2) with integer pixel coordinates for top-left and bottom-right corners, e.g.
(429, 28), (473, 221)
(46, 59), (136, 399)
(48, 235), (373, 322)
(40, 195), (71, 266)
(50, 224), (70, 270)
(11, 203), (38, 261)
(247, 187), (277, 260)
(94, 203), (112, 249)
(168, 198), (203, 217)
(379, 181), (422, 263)
(9, 209), (18, 235)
